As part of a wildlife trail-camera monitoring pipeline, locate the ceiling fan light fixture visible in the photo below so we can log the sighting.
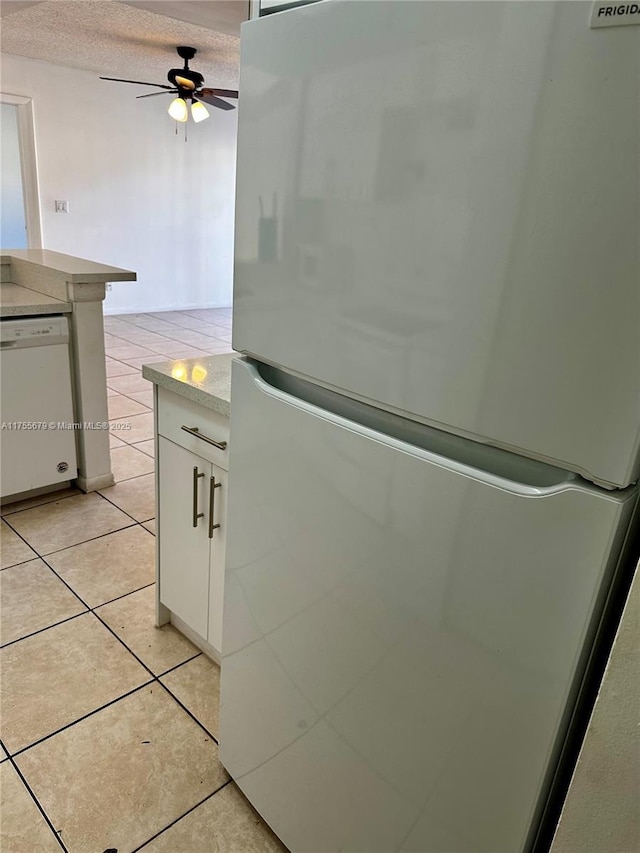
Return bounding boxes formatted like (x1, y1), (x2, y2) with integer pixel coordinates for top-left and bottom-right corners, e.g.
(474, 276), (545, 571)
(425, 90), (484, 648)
(168, 97), (188, 122)
(191, 99), (210, 123)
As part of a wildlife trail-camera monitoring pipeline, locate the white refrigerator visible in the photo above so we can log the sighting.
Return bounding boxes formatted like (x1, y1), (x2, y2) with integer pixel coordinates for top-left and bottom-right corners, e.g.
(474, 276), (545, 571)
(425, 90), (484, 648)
(219, 2), (640, 851)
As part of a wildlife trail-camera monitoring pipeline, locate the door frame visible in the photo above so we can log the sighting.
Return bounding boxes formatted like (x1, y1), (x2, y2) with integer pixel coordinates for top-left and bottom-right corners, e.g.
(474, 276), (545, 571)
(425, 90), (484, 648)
(1, 92), (42, 248)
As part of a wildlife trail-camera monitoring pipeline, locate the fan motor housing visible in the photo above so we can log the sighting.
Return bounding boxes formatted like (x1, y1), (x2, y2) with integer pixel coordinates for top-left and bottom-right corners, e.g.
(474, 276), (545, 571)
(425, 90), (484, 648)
(168, 67), (204, 88)
(177, 45), (197, 61)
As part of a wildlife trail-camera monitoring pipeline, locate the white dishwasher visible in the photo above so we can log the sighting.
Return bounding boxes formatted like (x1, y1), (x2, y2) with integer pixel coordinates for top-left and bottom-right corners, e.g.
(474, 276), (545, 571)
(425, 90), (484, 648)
(1, 316), (78, 499)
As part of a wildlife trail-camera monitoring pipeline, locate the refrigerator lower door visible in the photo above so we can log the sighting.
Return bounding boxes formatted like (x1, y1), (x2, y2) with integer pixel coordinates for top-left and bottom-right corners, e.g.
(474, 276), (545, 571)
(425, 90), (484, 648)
(219, 359), (638, 853)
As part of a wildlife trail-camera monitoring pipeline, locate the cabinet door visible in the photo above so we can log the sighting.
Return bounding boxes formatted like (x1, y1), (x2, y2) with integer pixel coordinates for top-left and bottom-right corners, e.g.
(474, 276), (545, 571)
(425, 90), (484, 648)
(158, 436), (210, 638)
(207, 464), (227, 652)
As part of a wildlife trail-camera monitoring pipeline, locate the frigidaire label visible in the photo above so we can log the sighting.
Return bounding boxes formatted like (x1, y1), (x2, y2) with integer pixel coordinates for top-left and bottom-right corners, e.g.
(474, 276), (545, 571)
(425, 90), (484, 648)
(591, 1), (640, 26)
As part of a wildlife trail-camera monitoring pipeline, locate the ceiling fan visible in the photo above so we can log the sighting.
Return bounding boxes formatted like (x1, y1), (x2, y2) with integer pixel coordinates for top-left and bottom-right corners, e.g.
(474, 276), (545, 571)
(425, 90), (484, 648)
(100, 46), (238, 124)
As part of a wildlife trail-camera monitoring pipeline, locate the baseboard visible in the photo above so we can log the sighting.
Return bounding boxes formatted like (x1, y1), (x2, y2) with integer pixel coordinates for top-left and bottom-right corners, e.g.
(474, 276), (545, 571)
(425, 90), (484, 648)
(104, 303), (232, 316)
(76, 472), (115, 493)
(169, 611), (221, 665)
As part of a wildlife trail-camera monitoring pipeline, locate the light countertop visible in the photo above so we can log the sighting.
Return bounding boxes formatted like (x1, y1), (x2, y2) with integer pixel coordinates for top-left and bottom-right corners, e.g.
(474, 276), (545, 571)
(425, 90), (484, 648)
(1, 249), (136, 283)
(142, 353), (236, 416)
(0, 282), (71, 317)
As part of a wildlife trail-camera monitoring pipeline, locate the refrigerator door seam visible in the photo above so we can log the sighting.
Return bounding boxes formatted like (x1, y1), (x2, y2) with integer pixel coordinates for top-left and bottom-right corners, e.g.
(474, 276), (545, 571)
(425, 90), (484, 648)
(235, 359), (635, 502)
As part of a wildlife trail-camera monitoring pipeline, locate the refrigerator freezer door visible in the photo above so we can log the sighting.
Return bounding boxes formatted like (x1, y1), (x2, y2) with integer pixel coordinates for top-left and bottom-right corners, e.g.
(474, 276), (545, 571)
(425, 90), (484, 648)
(233, 0), (640, 488)
(219, 359), (639, 853)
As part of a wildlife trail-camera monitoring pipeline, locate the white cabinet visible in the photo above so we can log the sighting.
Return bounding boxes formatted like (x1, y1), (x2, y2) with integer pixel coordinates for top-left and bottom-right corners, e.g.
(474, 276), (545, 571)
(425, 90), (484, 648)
(155, 386), (229, 658)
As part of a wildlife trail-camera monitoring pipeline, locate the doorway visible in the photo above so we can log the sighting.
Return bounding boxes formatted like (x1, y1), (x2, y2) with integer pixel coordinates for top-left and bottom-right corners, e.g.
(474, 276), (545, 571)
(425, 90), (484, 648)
(0, 94), (42, 248)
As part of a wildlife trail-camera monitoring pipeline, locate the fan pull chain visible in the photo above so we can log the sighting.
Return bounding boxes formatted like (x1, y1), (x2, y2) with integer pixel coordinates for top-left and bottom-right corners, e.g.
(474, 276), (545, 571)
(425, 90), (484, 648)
(175, 120), (178, 136)
(185, 122), (188, 143)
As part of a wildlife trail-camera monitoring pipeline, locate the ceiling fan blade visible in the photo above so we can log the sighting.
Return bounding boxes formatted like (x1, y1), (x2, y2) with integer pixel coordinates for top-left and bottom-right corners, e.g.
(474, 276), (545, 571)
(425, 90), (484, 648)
(136, 90), (178, 99)
(199, 87), (239, 99)
(207, 97), (236, 111)
(196, 91), (236, 109)
(195, 93), (235, 111)
(99, 77), (174, 90)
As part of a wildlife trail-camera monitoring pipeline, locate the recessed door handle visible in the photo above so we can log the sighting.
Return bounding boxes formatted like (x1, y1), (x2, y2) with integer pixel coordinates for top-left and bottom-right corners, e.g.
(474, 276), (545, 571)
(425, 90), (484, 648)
(192, 466), (205, 527)
(181, 425), (227, 450)
(209, 475), (221, 539)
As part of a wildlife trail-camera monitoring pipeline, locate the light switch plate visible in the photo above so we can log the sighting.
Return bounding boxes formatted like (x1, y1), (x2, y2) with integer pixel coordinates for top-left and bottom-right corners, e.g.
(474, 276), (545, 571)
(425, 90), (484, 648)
(54, 200), (69, 213)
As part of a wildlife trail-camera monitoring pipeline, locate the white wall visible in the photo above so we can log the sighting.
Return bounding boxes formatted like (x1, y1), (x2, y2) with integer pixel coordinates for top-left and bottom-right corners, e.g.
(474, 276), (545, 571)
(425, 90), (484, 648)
(1, 54), (238, 313)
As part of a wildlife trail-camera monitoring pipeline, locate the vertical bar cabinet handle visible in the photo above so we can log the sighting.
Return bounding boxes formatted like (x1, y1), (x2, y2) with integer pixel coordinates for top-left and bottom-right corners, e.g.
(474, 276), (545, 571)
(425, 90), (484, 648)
(209, 475), (221, 539)
(192, 466), (205, 527)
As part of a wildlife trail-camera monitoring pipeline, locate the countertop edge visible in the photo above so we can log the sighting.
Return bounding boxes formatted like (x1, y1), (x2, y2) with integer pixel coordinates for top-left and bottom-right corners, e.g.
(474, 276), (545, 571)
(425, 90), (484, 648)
(142, 354), (235, 417)
(1, 282), (72, 315)
(1, 303), (73, 316)
(1, 251), (137, 283)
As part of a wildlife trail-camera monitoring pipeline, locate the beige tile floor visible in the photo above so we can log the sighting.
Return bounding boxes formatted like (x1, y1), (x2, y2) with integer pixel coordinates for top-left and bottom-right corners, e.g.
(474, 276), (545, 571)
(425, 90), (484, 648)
(0, 309), (288, 853)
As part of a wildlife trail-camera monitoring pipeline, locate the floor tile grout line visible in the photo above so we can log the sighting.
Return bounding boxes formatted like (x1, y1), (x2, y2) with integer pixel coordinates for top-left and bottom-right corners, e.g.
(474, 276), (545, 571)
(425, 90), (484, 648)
(0, 574), (159, 650)
(36, 554), (94, 609)
(130, 445), (155, 461)
(0, 609), (88, 650)
(91, 593), (214, 705)
(5, 636), (205, 759)
(0, 539), (107, 641)
(154, 677), (219, 746)
(109, 388), (154, 409)
(0, 489), (81, 518)
(102, 471), (155, 486)
(153, 650), (203, 679)
(108, 403), (152, 417)
(91, 488), (155, 528)
(111, 434), (155, 450)
(89, 610), (169, 681)
(89, 606), (209, 699)
(3, 749), (69, 852)
(1, 523), (157, 644)
(0, 555), (40, 572)
(1, 485), (149, 545)
(108, 339), (229, 355)
(91, 579), (155, 610)
(106, 348), (160, 362)
(106, 330), (231, 350)
(7, 680), (156, 760)
(2, 515), (138, 560)
(131, 778), (234, 852)
(0, 515), (43, 557)
(33, 514), (150, 559)
(104, 332), (136, 346)
(3, 563), (194, 671)
(111, 315), (228, 333)
(107, 316), (232, 335)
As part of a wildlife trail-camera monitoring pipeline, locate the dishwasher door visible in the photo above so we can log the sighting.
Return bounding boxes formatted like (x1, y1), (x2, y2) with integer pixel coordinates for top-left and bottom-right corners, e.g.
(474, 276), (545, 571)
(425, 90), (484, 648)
(1, 316), (78, 498)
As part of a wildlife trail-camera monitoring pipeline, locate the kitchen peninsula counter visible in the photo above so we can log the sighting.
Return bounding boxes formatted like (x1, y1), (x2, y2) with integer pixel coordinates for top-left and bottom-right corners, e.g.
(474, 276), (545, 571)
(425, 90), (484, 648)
(0, 282), (71, 316)
(1, 249), (136, 494)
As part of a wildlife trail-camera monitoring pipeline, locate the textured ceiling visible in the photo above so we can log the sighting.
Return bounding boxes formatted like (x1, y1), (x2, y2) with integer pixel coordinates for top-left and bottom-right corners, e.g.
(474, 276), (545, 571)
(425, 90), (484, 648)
(0, 0), (246, 89)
